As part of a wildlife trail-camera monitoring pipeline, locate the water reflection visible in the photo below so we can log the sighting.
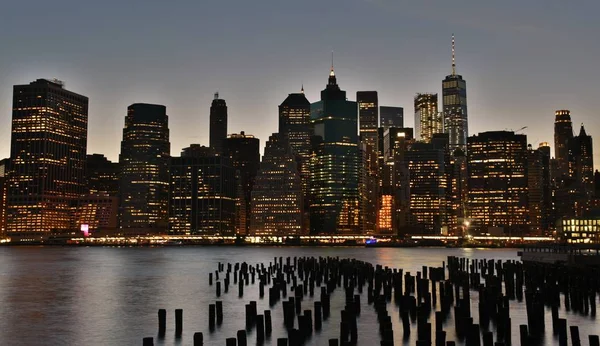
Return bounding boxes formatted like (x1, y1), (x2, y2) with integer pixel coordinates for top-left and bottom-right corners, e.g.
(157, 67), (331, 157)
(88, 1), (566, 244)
(0, 247), (594, 345)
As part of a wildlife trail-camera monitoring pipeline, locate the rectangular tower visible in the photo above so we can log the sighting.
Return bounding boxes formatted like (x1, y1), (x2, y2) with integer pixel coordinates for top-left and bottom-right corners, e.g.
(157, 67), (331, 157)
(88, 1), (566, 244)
(6, 79), (88, 241)
(380, 106), (403, 130)
(414, 93), (441, 143)
(357, 91), (378, 150)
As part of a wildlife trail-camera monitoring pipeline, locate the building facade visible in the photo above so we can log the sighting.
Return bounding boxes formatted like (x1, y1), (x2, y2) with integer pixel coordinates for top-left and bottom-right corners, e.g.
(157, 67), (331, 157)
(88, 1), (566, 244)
(209, 93), (228, 154)
(310, 65), (360, 234)
(377, 127), (413, 234)
(554, 110), (573, 178)
(119, 103), (170, 234)
(380, 106), (403, 130)
(279, 90), (312, 231)
(250, 133), (303, 236)
(414, 93), (441, 143)
(467, 131), (528, 235)
(223, 132), (260, 235)
(169, 148), (236, 235)
(357, 91), (378, 150)
(405, 138), (449, 234)
(6, 79), (88, 241)
(86, 154), (119, 196)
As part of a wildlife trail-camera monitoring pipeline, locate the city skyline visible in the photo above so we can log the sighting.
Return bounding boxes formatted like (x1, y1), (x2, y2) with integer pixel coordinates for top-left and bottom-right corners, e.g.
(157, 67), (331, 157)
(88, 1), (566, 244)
(0, 1), (599, 169)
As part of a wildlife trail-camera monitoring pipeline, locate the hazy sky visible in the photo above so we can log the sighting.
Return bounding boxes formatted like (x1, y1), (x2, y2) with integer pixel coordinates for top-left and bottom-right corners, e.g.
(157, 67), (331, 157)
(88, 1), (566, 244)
(1, 0), (599, 167)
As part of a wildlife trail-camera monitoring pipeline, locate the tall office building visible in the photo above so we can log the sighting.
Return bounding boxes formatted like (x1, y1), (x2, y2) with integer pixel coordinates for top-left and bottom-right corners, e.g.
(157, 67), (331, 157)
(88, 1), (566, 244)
(537, 143), (553, 232)
(279, 89), (312, 230)
(405, 137), (449, 234)
(310, 62), (360, 234)
(467, 131), (528, 235)
(169, 146), (236, 235)
(0, 159), (8, 237)
(380, 106), (403, 130)
(414, 93), (441, 143)
(377, 127), (413, 234)
(448, 149), (468, 235)
(86, 154), (119, 196)
(6, 79), (88, 241)
(209, 93), (228, 154)
(359, 142), (379, 234)
(357, 91), (378, 150)
(223, 132), (260, 235)
(569, 124), (594, 195)
(119, 103), (170, 234)
(554, 110), (573, 178)
(250, 133), (303, 236)
(442, 35), (468, 152)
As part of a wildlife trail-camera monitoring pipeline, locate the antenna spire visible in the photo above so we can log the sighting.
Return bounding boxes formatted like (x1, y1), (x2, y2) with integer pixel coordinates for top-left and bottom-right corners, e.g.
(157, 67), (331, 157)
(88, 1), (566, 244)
(214, 91), (219, 100)
(451, 34), (456, 76)
(301, 83), (304, 94)
(330, 50), (335, 77)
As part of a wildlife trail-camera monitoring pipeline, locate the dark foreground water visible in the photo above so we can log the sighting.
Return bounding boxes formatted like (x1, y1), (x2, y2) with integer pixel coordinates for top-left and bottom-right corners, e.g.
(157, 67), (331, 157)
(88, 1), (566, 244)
(0, 247), (596, 345)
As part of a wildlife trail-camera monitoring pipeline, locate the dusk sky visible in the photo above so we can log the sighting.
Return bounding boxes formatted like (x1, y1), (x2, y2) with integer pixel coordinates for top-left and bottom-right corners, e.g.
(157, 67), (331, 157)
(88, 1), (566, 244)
(1, 0), (599, 167)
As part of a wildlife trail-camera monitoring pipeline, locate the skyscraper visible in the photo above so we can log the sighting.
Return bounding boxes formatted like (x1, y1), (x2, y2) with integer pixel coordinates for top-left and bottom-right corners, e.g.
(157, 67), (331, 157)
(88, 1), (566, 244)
(86, 154), (119, 196)
(467, 131), (529, 235)
(0, 159), (8, 238)
(169, 146), (236, 235)
(405, 137), (449, 234)
(380, 106), (403, 130)
(377, 127), (413, 234)
(414, 93), (441, 143)
(209, 93), (228, 154)
(223, 132), (260, 235)
(442, 35), (468, 152)
(569, 124), (594, 195)
(119, 103), (170, 234)
(554, 110), (573, 178)
(279, 89), (312, 231)
(310, 61), (360, 234)
(359, 142), (378, 234)
(250, 133), (303, 236)
(6, 79), (88, 241)
(357, 91), (378, 150)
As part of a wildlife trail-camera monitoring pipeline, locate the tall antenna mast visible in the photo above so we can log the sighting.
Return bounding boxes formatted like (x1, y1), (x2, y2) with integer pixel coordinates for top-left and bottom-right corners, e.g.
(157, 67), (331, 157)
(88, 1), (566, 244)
(451, 34), (456, 76)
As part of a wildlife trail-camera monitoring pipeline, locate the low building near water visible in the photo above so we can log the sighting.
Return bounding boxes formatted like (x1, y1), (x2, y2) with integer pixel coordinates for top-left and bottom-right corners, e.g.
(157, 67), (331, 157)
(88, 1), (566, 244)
(558, 210), (600, 244)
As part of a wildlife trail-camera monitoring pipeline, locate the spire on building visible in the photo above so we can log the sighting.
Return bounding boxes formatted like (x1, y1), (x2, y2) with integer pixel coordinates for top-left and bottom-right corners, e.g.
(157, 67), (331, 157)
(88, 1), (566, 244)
(214, 92), (219, 100)
(301, 83), (304, 94)
(330, 50), (335, 77)
(580, 123), (587, 137)
(451, 34), (456, 76)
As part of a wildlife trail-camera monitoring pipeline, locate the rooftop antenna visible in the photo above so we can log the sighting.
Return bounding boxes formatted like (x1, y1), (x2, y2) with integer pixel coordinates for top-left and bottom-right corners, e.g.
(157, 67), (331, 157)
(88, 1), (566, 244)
(301, 83), (304, 94)
(214, 92), (219, 100)
(451, 34), (456, 76)
(330, 50), (335, 76)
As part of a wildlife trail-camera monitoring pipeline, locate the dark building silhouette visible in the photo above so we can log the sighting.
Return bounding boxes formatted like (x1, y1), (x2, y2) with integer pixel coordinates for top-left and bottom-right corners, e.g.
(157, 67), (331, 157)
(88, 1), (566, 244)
(6, 79), (88, 241)
(86, 154), (119, 196)
(279, 89), (312, 232)
(380, 106), (403, 130)
(250, 133), (303, 236)
(448, 149), (468, 235)
(569, 124), (594, 195)
(223, 132), (260, 235)
(209, 93), (228, 154)
(357, 91), (378, 150)
(119, 103), (170, 234)
(468, 131), (528, 235)
(310, 62), (359, 234)
(443, 34), (468, 153)
(528, 143), (552, 235)
(0, 159), (8, 237)
(554, 110), (573, 178)
(414, 93), (441, 143)
(169, 147), (236, 235)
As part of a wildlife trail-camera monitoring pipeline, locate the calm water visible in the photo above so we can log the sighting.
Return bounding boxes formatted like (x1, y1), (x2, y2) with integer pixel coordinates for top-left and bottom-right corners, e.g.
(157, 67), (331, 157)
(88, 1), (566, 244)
(0, 247), (596, 345)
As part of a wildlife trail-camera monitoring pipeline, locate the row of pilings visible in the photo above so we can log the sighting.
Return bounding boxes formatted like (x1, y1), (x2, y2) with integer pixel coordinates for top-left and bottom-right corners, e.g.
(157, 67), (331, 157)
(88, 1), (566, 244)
(142, 254), (599, 345)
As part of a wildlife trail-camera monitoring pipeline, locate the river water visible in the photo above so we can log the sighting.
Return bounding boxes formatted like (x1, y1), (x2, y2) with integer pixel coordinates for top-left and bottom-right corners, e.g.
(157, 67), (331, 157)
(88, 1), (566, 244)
(0, 247), (596, 345)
